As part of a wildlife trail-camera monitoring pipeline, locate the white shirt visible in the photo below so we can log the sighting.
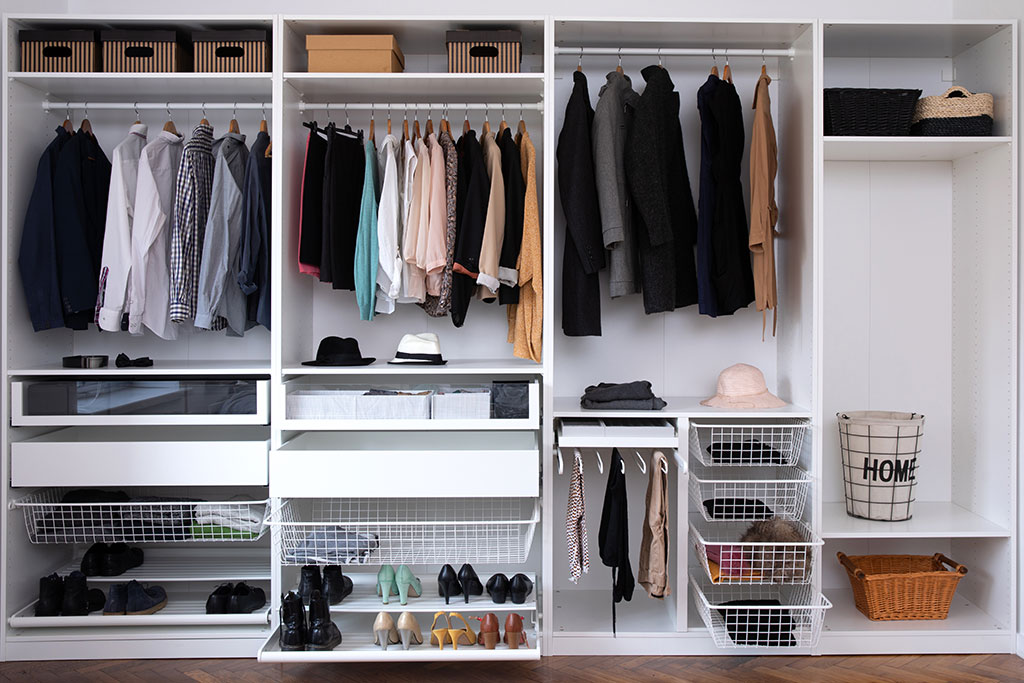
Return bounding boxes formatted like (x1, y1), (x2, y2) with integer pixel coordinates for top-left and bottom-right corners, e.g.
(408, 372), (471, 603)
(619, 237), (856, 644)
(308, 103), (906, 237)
(128, 130), (184, 339)
(396, 137), (424, 304)
(375, 134), (402, 314)
(96, 123), (147, 331)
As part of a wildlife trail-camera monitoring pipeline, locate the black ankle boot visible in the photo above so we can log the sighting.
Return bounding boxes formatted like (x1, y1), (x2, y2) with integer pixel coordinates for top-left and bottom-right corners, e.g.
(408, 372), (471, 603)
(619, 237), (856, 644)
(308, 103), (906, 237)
(297, 565), (322, 603)
(62, 571), (104, 616)
(322, 566), (353, 605)
(35, 573), (64, 616)
(279, 591), (307, 651)
(306, 590), (341, 651)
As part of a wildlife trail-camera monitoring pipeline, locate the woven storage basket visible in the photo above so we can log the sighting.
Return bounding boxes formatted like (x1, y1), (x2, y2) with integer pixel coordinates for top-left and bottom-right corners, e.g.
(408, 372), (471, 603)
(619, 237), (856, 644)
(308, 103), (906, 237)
(911, 86), (994, 136)
(837, 552), (967, 621)
(824, 88), (921, 136)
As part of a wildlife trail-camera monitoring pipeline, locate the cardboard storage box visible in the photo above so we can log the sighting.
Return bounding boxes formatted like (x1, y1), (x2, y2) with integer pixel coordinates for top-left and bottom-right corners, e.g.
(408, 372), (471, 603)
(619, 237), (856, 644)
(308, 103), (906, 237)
(101, 30), (185, 73)
(192, 29), (268, 72)
(306, 35), (404, 73)
(20, 29), (96, 72)
(446, 29), (521, 73)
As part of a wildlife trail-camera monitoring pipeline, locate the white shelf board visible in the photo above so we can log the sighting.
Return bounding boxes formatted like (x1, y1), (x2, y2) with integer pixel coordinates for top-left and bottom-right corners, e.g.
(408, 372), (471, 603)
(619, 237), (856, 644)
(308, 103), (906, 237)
(283, 358), (542, 376)
(286, 73), (545, 101)
(553, 396), (811, 419)
(9, 592), (270, 628)
(8, 360), (271, 377)
(9, 73), (272, 101)
(823, 589), (1007, 636)
(55, 550), (271, 583)
(823, 136), (1012, 161)
(552, 588), (676, 635)
(282, 418), (537, 431)
(320, 571), (535, 614)
(259, 628), (539, 662)
(821, 502), (1011, 538)
(823, 21), (1010, 58)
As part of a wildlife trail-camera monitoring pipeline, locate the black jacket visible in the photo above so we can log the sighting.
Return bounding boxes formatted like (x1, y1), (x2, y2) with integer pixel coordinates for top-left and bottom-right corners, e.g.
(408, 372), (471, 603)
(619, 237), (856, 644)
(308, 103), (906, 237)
(498, 127), (525, 305)
(624, 65), (699, 314)
(298, 123), (326, 276)
(599, 448), (635, 634)
(321, 123), (364, 291)
(53, 129), (111, 330)
(19, 127), (71, 332)
(708, 79), (755, 314)
(557, 70), (605, 336)
(452, 130), (489, 328)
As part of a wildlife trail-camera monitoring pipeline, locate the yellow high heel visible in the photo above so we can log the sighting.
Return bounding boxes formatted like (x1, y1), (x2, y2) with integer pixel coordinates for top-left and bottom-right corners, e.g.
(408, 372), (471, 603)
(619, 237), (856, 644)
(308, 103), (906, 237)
(446, 612), (477, 650)
(429, 611), (451, 650)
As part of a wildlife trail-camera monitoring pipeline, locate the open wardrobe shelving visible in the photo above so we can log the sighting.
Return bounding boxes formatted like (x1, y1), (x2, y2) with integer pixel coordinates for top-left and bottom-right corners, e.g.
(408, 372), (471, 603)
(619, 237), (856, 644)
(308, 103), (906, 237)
(0, 12), (1019, 664)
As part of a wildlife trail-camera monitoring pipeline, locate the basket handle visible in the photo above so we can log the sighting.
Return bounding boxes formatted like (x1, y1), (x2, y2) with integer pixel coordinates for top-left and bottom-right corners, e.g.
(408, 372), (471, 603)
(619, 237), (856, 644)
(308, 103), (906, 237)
(942, 86), (974, 99)
(837, 552), (866, 579)
(933, 553), (968, 575)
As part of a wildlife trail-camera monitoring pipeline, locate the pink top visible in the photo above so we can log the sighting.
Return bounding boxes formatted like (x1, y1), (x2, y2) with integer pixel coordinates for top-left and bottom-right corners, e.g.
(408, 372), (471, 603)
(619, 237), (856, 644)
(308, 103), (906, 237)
(402, 137), (428, 302)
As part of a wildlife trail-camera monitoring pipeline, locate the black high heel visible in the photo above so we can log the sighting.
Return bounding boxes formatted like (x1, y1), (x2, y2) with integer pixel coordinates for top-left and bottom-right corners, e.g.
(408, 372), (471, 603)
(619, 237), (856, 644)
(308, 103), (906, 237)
(486, 573), (510, 604)
(458, 563), (483, 604)
(509, 573), (534, 604)
(437, 564), (462, 605)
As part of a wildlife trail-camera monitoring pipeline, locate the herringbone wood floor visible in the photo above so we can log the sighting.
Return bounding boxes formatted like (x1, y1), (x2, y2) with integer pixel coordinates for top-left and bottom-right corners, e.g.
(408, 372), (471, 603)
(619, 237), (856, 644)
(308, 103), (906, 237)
(2, 655), (1024, 682)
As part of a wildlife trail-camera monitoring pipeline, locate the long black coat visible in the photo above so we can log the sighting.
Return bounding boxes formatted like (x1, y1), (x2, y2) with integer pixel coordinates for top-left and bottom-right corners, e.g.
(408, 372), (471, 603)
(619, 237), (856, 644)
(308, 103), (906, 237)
(557, 70), (605, 336)
(599, 448), (635, 634)
(624, 65), (699, 314)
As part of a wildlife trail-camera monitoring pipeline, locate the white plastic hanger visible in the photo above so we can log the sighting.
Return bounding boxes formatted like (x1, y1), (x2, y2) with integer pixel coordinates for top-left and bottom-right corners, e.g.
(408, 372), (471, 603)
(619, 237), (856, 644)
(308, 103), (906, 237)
(633, 449), (647, 474)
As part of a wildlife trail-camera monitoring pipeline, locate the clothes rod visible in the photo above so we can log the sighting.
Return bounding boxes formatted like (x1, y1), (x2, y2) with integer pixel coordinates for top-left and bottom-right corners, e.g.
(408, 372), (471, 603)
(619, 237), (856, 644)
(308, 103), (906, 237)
(298, 101), (544, 112)
(555, 46), (796, 58)
(42, 100), (272, 111)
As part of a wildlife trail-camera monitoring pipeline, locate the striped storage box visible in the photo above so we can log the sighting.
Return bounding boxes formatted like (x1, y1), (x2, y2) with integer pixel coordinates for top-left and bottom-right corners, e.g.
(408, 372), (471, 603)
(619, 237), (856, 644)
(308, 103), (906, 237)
(20, 30), (96, 72)
(192, 30), (268, 73)
(446, 30), (521, 73)
(101, 30), (184, 73)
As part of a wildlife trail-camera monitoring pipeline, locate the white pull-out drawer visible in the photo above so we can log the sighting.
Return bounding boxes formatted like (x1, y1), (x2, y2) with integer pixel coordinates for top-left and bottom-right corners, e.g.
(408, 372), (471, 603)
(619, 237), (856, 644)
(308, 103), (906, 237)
(272, 431), (538, 498)
(11, 426), (270, 487)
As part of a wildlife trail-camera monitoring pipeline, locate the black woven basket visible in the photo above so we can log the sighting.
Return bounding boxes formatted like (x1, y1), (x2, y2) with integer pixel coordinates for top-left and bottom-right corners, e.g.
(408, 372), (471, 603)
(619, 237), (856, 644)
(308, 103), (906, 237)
(824, 88), (922, 136)
(910, 115), (993, 136)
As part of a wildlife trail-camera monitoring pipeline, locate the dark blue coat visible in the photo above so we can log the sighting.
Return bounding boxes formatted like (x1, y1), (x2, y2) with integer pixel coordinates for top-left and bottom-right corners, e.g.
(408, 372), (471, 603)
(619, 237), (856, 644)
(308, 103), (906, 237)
(239, 130), (272, 330)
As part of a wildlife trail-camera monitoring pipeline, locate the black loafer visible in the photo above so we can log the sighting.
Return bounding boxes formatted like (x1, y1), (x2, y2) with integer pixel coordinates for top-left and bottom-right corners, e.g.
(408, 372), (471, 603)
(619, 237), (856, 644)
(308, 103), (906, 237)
(206, 583), (233, 614)
(228, 582), (267, 614)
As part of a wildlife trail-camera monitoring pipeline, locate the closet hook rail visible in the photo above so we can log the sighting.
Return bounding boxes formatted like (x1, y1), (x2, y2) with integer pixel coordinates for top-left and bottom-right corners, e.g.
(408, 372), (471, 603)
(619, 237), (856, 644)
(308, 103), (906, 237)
(298, 101), (544, 113)
(555, 46), (795, 58)
(42, 100), (272, 112)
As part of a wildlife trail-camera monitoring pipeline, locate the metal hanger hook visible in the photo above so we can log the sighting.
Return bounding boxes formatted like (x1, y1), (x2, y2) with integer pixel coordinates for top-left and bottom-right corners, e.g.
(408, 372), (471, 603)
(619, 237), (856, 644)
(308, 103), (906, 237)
(658, 47), (663, 67)
(261, 106), (267, 121)
(66, 104), (71, 121)
(232, 102), (237, 119)
(202, 102), (207, 119)
(578, 46), (583, 69)
(83, 101), (88, 119)
(617, 46), (622, 68)
(762, 48), (767, 66)
(134, 101), (140, 120)
(345, 106), (350, 126)
(166, 102), (172, 120)
(725, 48), (729, 66)
(712, 47), (717, 66)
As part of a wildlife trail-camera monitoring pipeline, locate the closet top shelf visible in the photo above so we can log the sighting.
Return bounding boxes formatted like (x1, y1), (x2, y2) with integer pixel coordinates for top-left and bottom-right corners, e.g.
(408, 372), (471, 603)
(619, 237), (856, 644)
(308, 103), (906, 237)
(8, 361), (272, 377)
(10, 73), (272, 101)
(552, 397), (812, 419)
(824, 136), (1012, 162)
(282, 358), (543, 377)
(286, 73), (544, 101)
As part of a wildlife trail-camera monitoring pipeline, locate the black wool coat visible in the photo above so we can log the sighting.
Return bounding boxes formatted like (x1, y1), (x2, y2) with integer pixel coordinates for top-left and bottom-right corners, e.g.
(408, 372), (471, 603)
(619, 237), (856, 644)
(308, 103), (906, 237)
(598, 448), (635, 635)
(557, 70), (605, 336)
(624, 65), (699, 314)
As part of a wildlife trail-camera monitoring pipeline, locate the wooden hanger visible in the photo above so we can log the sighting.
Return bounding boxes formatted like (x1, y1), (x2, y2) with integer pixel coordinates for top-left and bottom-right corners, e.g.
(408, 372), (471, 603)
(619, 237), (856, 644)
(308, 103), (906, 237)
(518, 109), (527, 137)
(61, 106), (74, 134)
(761, 49), (767, 77)
(723, 51), (732, 83)
(387, 105), (392, 136)
(259, 110), (268, 133)
(576, 47), (583, 72)
(79, 103), (92, 136)
(200, 103), (209, 127)
(711, 49), (719, 77)
(463, 111), (471, 135)
(402, 112), (409, 142)
(425, 112), (433, 137)
(498, 108), (508, 135)
(482, 108), (491, 136)
(369, 109), (375, 144)
(163, 104), (178, 135)
(227, 103), (240, 134)
(264, 140), (272, 158)
(412, 112), (421, 142)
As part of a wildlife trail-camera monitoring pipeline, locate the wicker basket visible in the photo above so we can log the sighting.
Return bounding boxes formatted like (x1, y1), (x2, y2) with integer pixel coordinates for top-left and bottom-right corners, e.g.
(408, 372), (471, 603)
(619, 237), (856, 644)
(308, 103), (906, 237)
(837, 552), (967, 621)
(911, 86), (994, 136)
(824, 88), (922, 136)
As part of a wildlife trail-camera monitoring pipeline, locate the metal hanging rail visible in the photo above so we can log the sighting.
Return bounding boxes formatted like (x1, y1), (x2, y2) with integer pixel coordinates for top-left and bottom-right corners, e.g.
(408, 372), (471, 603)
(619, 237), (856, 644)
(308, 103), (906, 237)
(41, 100), (272, 111)
(554, 46), (796, 58)
(298, 101), (544, 112)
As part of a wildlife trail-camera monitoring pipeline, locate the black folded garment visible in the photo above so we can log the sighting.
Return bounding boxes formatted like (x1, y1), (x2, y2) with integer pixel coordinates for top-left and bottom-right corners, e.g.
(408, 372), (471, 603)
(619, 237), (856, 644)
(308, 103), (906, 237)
(581, 398), (668, 411)
(582, 380), (659, 403)
(702, 498), (774, 521)
(492, 381), (530, 419)
(721, 599), (796, 646)
(61, 489), (131, 504)
(707, 441), (787, 465)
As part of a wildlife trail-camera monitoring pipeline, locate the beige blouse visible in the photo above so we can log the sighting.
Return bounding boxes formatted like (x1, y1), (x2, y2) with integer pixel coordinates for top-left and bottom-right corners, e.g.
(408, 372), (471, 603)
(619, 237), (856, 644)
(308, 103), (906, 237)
(749, 73), (779, 339)
(476, 129), (505, 300)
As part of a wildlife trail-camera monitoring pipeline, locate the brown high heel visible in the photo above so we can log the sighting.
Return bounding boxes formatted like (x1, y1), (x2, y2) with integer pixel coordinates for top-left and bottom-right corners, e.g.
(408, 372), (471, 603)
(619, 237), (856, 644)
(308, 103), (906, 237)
(504, 613), (528, 649)
(475, 613), (500, 649)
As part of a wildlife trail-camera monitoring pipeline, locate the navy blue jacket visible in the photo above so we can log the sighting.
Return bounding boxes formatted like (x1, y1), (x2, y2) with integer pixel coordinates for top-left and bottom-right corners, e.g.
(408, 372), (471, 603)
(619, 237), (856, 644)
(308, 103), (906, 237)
(696, 74), (721, 317)
(19, 127), (71, 332)
(53, 129), (111, 329)
(239, 130), (272, 330)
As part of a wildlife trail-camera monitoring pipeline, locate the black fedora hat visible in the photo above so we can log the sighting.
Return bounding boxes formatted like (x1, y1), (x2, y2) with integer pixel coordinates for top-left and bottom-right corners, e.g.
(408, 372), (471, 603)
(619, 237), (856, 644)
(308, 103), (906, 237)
(302, 337), (376, 366)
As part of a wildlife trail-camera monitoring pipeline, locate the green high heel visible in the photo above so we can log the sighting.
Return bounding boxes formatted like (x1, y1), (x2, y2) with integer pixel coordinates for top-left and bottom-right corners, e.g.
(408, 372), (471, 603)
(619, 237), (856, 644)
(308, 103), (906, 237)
(376, 565), (397, 604)
(395, 565), (422, 606)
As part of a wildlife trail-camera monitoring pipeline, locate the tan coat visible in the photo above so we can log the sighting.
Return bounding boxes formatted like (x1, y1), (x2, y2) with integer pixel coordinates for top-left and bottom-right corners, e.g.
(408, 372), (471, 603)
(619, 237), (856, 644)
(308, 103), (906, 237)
(507, 129), (543, 362)
(749, 73), (779, 338)
(638, 450), (670, 598)
(476, 130), (505, 299)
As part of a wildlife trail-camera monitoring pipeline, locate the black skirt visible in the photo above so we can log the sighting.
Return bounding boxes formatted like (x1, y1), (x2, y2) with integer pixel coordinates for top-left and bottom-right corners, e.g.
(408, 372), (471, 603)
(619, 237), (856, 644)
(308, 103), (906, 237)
(320, 123), (364, 290)
(298, 125), (327, 274)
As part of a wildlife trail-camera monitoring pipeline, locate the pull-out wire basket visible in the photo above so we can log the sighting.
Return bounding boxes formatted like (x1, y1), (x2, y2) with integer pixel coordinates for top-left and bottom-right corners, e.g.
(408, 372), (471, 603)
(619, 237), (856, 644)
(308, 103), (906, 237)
(689, 420), (810, 467)
(690, 520), (822, 585)
(271, 497), (540, 565)
(14, 488), (269, 543)
(690, 466), (812, 522)
(690, 575), (831, 648)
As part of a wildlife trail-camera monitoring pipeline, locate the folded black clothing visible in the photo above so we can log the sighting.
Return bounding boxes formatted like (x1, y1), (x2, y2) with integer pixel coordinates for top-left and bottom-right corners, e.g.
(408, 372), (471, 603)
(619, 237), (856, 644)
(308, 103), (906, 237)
(582, 380), (659, 403)
(707, 441), (787, 465)
(492, 381), (530, 419)
(721, 599), (796, 646)
(702, 498), (774, 521)
(61, 489), (131, 504)
(581, 397), (667, 411)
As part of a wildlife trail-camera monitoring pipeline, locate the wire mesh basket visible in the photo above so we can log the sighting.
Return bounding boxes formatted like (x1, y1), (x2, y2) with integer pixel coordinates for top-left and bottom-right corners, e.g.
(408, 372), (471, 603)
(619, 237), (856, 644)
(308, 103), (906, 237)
(689, 420), (809, 467)
(690, 520), (821, 585)
(690, 466), (812, 522)
(14, 488), (269, 544)
(690, 575), (831, 648)
(271, 497), (540, 565)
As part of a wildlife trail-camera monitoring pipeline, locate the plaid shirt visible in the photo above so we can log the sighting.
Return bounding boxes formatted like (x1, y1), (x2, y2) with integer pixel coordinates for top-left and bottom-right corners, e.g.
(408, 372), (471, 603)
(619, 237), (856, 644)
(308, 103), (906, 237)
(169, 123), (214, 323)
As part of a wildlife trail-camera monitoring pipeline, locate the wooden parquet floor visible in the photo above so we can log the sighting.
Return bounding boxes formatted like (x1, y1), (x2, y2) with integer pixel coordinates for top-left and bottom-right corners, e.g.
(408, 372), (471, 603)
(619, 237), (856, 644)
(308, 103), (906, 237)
(3, 655), (1024, 682)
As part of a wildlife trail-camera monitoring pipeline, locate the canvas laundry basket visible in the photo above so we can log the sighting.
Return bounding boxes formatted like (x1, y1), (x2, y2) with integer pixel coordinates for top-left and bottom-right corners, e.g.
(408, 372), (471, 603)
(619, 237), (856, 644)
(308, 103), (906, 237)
(837, 411), (924, 521)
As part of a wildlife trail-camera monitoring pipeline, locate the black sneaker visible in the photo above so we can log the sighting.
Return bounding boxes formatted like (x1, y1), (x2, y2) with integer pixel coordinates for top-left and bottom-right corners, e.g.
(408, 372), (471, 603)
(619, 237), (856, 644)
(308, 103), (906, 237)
(228, 583), (267, 614)
(205, 583), (233, 614)
(35, 573), (64, 616)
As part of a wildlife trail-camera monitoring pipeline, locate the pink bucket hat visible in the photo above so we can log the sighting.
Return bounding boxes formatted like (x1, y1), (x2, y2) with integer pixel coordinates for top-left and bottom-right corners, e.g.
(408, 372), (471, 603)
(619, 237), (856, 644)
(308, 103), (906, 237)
(701, 363), (786, 410)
